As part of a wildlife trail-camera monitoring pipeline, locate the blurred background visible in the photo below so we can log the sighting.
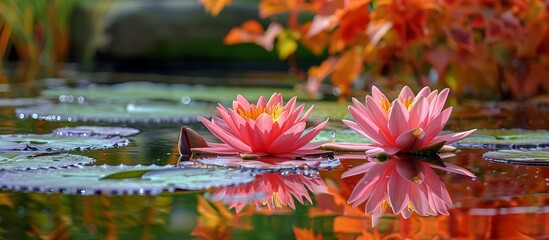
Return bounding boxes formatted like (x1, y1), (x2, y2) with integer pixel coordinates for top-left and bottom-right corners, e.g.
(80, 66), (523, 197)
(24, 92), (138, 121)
(1, 0), (549, 101)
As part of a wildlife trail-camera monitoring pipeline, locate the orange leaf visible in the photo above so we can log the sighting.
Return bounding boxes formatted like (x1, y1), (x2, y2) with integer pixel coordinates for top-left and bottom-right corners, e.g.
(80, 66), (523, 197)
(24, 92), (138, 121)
(223, 20), (282, 51)
(331, 48), (363, 95)
(299, 23), (329, 55)
(338, 2), (370, 44)
(259, 0), (295, 18)
(200, 0), (232, 16)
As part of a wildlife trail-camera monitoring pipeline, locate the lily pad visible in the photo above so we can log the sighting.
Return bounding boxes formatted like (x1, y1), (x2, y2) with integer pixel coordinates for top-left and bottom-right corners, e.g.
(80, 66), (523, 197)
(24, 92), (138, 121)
(482, 149), (549, 166)
(0, 152), (95, 170)
(0, 98), (52, 107)
(0, 133), (129, 152)
(53, 126), (140, 137)
(41, 82), (308, 104)
(313, 129), (372, 143)
(15, 102), (215, 124)
(0, 165), (254, 195)
(194, 155), (340, 172)
(307, 101), (351, 120)
(455, 129), (549, 149)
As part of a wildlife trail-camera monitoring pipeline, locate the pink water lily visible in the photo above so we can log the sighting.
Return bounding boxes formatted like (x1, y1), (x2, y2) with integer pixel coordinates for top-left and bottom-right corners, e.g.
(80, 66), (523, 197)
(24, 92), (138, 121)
(192, 93), (328, 158)
(207, 172), (328, 212)
(343, 155), (475, 226)
(326, 86), (476, 156)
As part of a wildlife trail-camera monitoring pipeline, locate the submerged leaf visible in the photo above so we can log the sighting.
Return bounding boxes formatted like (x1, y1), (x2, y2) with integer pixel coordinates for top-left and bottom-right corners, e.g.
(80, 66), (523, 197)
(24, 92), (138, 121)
(456, 129), (549, 149)
(483, 149), (549, 166)
(0, 165), (254, 195)
(0, 152), (95, 170)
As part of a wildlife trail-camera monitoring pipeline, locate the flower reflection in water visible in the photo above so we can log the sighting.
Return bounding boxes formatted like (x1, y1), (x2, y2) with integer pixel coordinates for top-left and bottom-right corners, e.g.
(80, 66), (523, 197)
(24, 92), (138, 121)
(343, 155), (475, 226)
(207, 172), (328, 212)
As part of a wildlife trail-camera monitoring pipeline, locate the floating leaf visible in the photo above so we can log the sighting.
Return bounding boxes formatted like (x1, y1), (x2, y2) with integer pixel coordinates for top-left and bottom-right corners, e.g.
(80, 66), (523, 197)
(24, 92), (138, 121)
(0, 152), (95, 170)
(194, 155), (340, 172)
(482, 149), (549, 166)
(15, 102), (215, 124)
(0, 133), (129, 152)
(308, 101), (351, 120)
(41, 82), (308, 105)
(455, 129), (549, 149)
(0, 165), (254, 195)
(0, 98), (52, 107)
(313, 129), (371, 143)
(53, 126), (140, 137)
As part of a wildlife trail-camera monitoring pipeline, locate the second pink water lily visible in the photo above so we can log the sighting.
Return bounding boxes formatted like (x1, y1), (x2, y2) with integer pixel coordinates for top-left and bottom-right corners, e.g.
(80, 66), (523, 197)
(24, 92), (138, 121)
(193, 93), (328, 158)
(328, 86), (476, 156)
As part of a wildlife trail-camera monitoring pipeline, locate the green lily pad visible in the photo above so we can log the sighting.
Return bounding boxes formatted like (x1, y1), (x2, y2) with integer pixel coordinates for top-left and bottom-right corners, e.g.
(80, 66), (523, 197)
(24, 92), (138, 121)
(313, 129), (372, 143)
(0, 98), (52, 107)
(41, 82), (308, 104)
(0, 165), (254, 195)
(482, 149), (549, 166)
(53, 126), (140, 137)
(455, 129), (549, 149)
(15, 102), (216, 124)
(0, 152), (95, 170)
(0, 133), (129, 152)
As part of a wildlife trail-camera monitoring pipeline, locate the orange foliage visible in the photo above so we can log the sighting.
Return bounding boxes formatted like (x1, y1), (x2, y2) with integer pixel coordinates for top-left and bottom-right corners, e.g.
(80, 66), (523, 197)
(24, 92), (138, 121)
(200, 0), (232, 16)
(201, 0), (549, 100)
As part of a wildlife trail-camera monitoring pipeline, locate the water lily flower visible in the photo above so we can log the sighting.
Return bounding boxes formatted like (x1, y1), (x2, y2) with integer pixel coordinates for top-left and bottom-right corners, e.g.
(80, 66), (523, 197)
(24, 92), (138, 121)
(343, 155), (475, 226)
(207, 172), (328, 212)
(326, 86), (476, 156)
(192, 93), (328, 158)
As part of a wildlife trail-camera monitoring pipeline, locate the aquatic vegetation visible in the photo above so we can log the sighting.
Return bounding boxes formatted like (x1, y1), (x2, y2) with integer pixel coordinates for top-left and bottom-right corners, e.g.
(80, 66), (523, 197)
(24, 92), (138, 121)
(53, 126), (140, 137)
(206, 172), (328, 212)
(483, 149), (549, 166)
(192, 93), (328, 158)
(325, 86), (476, 156)
(342, 155), (475, 226)
(0, 152), (94, 170)
(454, 129), (549, 149)
(0, 165), (254, 195)
(0, 132), (129, 152)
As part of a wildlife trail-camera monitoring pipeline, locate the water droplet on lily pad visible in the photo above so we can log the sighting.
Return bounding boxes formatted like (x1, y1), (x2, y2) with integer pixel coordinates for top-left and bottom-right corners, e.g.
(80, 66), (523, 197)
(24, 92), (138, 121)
(0, 133), (129, 152)
(53, 126), (140, 137)
(482, 149), (549, 166)
(0, 165), (254, 195)
(455, 129), (549, 149)
(0, 152), (95, 170)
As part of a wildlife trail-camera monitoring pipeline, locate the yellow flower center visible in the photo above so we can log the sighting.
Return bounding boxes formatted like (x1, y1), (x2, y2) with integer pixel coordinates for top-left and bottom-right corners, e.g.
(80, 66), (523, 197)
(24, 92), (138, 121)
(380, 96), (391, 112)
(237, 105), (284, 121)
(400, 96), (414, 110)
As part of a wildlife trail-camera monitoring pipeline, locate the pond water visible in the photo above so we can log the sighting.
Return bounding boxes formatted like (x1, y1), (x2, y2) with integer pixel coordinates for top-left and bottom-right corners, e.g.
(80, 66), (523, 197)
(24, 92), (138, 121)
(0, 72), (548, 239)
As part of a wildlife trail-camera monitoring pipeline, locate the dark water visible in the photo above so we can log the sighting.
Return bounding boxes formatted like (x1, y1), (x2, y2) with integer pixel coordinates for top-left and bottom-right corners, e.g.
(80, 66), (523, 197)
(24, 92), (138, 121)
(0, 72), (548, 239)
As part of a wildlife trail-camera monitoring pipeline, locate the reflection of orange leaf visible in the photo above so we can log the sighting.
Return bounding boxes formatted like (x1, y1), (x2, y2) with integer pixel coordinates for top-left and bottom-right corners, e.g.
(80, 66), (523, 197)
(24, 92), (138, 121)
(293, 227), (323, 240)
(192, 195), (253, 240)
(0, 193), (13, 208)
(331, 48), (363, 96)
(223, 20), (282, 51)
(200, 0), (232, 16)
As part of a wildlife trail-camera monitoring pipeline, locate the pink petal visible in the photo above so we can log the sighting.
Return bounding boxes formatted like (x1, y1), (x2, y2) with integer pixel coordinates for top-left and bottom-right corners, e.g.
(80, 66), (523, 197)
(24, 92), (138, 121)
(420, 107), (453, 146)
(408, 97), (429, 128)
(253, 114), (274, 150)
(430, 88), (449, 118)
(257, 95), (267, 108)
(398, 85), (415, 100)
(365, 178), (389, 213)
(286, 119), (328, 152)
(395, 127), (425, 150)
(388, 100), (410, 140)
(431, 129), (476, 145)
(415, 86), (432, 99)
(371, 86), (388, 105)
(235, 95), (251, 109)
(364, 96), (391, 138)
(199, 116), (252, 153)
(267, 122), (306, 152)
(349, 107), (392, 146)
(342, 119), (380, 144)
(266, 92), (283, 107)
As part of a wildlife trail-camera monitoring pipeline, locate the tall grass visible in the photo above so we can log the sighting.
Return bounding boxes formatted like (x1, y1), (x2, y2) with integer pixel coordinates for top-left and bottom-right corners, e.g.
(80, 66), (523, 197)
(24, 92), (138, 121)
(0, 0), (90, 66)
